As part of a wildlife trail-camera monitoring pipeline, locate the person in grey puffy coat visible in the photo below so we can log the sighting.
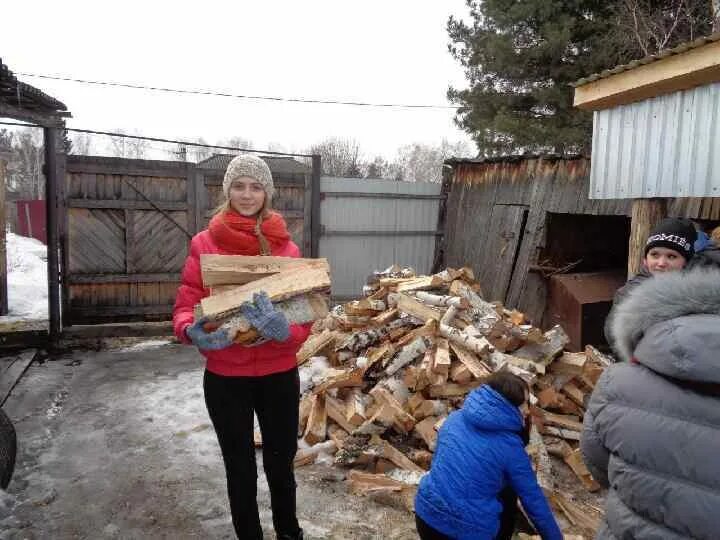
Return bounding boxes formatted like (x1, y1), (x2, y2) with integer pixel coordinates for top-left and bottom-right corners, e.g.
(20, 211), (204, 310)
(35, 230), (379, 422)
(581, 266), (720, 539)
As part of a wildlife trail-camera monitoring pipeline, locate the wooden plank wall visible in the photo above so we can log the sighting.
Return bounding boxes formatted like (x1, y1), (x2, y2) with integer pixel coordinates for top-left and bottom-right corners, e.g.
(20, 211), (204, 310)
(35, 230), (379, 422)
(444, 156), (720, 326)
(62, 156), (310, 325)
(64, 157), (194, 324)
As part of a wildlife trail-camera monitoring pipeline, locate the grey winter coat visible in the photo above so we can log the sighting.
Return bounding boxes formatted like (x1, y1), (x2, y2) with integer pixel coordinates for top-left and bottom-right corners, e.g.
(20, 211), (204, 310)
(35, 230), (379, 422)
(582, 267), (720, 540)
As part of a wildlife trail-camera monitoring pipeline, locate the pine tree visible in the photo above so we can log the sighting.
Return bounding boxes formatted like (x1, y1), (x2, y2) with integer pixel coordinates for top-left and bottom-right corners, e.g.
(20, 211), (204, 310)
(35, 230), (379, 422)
(448, 1), (713, 156)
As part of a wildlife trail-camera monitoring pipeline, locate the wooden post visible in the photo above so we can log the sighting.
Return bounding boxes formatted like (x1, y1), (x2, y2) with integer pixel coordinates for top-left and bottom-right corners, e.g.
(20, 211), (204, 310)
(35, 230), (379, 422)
(628, 198), (666, 277)
(44, 127), (62, 341)
(0, 153), (8, 315)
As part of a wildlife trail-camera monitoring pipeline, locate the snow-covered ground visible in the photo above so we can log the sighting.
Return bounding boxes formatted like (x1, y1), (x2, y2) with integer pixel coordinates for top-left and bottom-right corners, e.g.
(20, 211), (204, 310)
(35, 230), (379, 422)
(2, 343), (417, 539)
(1, 232), (48, 321)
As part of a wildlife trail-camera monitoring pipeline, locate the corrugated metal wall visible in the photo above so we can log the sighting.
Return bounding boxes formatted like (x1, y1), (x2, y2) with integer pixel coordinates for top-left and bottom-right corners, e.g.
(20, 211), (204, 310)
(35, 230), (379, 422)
(591, 82), (720, 199)
(319, 177), (442, 299)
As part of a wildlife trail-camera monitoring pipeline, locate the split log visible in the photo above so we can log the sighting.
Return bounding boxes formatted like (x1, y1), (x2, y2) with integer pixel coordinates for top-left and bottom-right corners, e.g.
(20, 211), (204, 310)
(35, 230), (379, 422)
(201, 266), (331, 319)
(414, 291), (468, 309)
(362, 343), (396, 374)
(513, 325), (569, 366)
(562, 381), (589, 409)
(407, 392), (425, 414)
(585, 345), (614, 368)
(353, 406), (395, 436)
(413, 399), (448, 421)
(541, 411), (584, 432)
(433, 416), (447, 432)
(385, 337), (432, 376)
(450, 342), (491, 379)
(537, 387), (583, 416)
(327, 424), (349, 449)
(449, 361), (473, 384)
(544, 438), (573, 459)
(432, 338), (451, 375)
(491, 351), (546, 375)
(549, 352), (587, 377)
(200, 255), (329, 287)
(395, 319), (437, 348)
(294, 440), (337, 467)
(339, 326), (390, 353)
(527, 424), (554, 493)
(299, 394), (315, 435)
(439, 306), (493, 356)
(371, 308), (399, 326)
(396, 293), (444, 322)
(296, 328), (337, 365)
(325, 394), (358, 434)
(564, 448), (601, 492)
(414, 416), (439, 451)
(345, 389), (367, 426)
(428, 382), (481, 398)
(312, 368), (364, 395)
(394, 275), (445, 292)
(344, 298), (386, 316)
(550, 492), (603, 533)
(369, 387), (417, 434)
(543, 426), (582, 441)
(304, 394), (327, 445)
(370, 435), (425, 473)
(407, 449), (433, 470)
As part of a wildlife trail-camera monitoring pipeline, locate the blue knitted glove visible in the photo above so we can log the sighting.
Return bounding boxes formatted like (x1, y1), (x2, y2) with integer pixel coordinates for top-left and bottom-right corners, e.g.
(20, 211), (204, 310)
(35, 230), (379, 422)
(240, 292), (290, 342)
(185, 317), (233, 351)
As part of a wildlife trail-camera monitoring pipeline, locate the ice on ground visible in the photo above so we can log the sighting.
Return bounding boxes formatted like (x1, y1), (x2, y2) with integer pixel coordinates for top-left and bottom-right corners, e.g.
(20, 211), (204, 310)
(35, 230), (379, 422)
(1, 232), (48, 321)
(113, 340), (173, 353)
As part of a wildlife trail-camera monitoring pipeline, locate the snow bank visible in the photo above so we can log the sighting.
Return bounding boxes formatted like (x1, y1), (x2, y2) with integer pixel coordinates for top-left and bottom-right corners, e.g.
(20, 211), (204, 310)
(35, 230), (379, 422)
(2, 232), (48, 320)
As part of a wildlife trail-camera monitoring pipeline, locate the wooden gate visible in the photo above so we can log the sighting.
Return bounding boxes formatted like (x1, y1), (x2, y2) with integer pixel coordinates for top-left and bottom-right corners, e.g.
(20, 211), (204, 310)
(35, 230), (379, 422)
(63, 157), (196, 324)
(61, 155), (312, 326)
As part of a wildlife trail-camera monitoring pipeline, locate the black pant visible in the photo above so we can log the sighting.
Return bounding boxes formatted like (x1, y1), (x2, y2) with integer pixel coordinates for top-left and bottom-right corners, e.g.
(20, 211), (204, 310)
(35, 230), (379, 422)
(204, 367), (301, 540)
(415, 489), (517, 540)
(416, 514), (452, 540)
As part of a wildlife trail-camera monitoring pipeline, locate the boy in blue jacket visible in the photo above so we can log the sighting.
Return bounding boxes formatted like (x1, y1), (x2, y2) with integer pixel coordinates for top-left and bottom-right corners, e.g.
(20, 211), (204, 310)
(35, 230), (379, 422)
(415, 372), (562, 540)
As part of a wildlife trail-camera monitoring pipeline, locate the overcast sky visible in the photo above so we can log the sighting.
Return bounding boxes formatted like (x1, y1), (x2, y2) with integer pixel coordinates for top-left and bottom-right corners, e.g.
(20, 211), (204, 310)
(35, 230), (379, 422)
(1, 1), (474, 159)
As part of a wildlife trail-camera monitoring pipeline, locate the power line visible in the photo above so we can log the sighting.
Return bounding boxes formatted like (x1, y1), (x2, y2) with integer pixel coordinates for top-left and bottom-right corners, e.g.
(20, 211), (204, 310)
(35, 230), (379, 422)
(18, 72), (459, 110)
(0, 120), (313, 158)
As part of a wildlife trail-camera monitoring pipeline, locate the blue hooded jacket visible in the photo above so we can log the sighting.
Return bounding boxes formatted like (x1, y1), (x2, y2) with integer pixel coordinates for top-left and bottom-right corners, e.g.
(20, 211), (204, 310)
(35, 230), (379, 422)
(415, 385), (562, 540)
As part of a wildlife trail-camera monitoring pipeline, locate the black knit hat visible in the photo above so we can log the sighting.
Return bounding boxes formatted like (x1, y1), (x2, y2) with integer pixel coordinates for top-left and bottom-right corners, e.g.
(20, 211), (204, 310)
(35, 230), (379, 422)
(644, 218), (697, 261)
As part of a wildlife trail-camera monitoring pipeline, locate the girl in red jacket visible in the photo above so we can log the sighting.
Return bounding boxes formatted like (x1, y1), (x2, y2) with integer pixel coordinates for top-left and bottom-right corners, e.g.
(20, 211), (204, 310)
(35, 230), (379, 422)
(173, 154), (310, 540)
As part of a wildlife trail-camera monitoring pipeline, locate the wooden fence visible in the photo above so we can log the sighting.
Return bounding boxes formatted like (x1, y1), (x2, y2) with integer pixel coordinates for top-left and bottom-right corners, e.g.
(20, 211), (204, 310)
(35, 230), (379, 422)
(62, 156), (311, 325)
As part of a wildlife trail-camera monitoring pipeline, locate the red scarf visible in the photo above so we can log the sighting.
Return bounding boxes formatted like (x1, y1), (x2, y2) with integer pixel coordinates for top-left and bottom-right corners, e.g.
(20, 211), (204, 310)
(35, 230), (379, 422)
(209, 210), (290, 255)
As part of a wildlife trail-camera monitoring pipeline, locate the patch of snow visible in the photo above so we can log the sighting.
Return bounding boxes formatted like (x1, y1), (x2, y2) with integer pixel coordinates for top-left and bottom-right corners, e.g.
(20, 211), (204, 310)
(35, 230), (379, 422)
(355, 356), (368, 369)
(298, 356), (330, 395)
(387, 469), (426, 485)
(1, 233), (48, 321)
(113, 340), (173, 353)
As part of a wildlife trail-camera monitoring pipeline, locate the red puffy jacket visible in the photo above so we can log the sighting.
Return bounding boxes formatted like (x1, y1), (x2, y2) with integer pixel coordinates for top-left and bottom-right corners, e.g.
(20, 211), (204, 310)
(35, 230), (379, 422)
(173, 230), (311, 377)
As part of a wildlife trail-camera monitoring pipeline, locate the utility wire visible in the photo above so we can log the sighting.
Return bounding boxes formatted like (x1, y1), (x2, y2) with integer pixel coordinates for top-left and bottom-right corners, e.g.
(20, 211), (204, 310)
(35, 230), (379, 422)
(18, 72), (458, 110)
(0, 120), (313, 158)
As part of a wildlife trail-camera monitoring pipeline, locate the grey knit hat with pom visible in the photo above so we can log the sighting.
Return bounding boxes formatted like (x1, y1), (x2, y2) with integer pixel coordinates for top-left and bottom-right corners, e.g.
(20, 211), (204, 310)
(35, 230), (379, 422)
(223, 154), (274, 199)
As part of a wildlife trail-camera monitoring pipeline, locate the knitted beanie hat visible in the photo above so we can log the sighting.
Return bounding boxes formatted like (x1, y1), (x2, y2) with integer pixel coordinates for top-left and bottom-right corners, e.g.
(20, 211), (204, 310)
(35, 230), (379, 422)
(223, 154), (275, 200)
(644, 218), (697, 261)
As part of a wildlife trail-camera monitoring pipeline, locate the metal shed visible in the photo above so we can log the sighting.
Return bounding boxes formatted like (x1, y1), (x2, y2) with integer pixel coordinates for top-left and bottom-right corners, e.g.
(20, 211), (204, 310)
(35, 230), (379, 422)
(573, 33), (720, 274)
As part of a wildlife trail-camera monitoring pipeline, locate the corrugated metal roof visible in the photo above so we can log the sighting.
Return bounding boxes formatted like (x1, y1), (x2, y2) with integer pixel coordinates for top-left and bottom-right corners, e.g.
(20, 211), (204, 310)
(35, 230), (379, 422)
(589, 81), (720, 199)
(197, 153), (311, 174)
(573, 32), (720, 88)
(0, 58), (67, 113)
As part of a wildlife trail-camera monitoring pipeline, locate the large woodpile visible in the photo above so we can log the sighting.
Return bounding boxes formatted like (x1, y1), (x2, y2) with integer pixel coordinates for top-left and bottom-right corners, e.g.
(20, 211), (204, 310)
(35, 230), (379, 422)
(293, 265), (610, 537)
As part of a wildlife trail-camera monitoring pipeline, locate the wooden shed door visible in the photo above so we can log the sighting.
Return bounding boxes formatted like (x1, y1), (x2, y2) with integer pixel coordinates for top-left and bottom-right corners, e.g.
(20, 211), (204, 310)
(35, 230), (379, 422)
(479, 204), (528, 303)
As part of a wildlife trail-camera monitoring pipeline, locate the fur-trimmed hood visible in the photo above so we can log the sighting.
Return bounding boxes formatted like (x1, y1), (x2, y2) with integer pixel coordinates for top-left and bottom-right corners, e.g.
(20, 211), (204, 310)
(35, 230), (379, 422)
(609, 267), (720, 381)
